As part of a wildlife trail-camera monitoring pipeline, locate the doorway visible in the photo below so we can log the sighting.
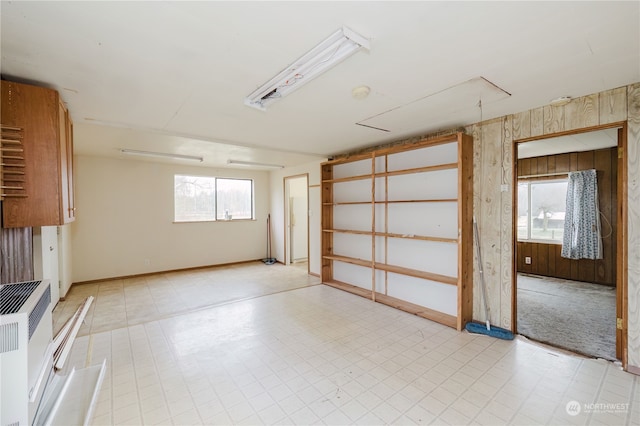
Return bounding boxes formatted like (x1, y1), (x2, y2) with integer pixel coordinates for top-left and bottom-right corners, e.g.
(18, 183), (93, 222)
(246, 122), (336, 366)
(284, 174), (309, 271)
(513, 123), (627, 365)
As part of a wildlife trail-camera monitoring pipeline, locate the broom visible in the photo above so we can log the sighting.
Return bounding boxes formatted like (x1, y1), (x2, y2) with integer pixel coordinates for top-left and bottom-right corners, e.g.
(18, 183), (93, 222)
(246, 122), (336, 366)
(465, 217), (514, 340)
(262, 214), (276, 265)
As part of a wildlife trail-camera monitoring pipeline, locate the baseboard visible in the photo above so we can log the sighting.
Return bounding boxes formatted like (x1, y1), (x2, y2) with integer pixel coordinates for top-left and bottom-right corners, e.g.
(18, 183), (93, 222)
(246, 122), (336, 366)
(72, 259), (264, 286)
(627, 364), (640, 376)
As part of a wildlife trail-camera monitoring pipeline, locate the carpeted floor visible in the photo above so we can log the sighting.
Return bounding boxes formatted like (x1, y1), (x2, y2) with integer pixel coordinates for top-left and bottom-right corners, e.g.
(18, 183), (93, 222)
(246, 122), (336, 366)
(517, 274), (617, 361)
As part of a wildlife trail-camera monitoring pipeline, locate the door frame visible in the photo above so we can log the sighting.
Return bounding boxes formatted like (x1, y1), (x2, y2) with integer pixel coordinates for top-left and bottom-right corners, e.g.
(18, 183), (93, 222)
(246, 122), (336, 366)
(283, 173), (309, 273)
(512, 121), (628, 369)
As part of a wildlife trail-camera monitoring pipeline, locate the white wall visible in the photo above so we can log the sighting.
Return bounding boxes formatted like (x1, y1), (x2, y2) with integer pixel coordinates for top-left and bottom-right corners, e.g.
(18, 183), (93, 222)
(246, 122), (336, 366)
(72, 155), (270, 282)
(58, 224), (73, 297)
(32, 226), (60, 303)
(269, 160), (325, 276)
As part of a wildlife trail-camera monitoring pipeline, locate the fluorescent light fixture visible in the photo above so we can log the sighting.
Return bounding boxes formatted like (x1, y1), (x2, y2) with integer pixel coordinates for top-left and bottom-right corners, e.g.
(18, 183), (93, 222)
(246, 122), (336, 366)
(227, 159), (284, 169)
(120, 149), (203, 162)
(245, 26), (370, 110)
(550, 96), (572, 106)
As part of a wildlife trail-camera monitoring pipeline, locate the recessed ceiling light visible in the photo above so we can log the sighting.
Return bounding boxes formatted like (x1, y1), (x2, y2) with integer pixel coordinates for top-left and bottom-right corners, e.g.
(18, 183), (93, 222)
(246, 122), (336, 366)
(352, 85), (371, 100)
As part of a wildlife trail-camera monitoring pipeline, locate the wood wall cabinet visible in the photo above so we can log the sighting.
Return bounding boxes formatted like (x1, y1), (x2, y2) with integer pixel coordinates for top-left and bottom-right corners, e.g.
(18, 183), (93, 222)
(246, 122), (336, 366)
(321, 132), (473, 330)
(1, 125), (27, 200)
(1, 80), (75, 228)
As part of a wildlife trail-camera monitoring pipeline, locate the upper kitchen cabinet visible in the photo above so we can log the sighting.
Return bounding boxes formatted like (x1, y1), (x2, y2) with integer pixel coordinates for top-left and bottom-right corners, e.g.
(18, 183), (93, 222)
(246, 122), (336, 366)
(1, 80), (75, 228)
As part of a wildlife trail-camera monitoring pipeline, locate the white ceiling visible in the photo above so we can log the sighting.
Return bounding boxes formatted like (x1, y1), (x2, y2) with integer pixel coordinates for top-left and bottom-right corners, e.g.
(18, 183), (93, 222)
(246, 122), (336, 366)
(1, 1), (638, 169)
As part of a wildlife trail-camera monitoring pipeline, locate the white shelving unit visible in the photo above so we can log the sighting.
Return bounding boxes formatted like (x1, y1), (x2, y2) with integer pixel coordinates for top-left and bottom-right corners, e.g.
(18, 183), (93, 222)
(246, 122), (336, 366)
(321, 132), (474, 330)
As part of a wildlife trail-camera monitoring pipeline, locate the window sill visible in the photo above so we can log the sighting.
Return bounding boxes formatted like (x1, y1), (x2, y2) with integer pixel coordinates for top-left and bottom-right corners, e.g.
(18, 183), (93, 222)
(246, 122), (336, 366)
(173, 219), (255, 224)
(517, 239), (563, 245)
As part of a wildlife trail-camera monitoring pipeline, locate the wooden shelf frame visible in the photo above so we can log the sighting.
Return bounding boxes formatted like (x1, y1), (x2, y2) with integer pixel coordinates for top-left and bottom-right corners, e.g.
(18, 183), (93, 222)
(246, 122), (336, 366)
(322, 228), (457, 244)
(323, 254), (458, 286)
(323, 198), (458, 206)
(322, 162), (458, 184)
(321, 132), (474, 330)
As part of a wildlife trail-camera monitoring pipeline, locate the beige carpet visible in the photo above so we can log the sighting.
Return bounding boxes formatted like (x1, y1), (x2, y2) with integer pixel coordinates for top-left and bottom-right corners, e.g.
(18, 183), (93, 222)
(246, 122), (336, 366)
(517, 274), (616, 361)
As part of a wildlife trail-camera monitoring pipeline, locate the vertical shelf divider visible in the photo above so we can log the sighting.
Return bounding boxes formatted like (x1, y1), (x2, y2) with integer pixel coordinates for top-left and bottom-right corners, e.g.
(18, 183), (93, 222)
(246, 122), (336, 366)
(370, 152), (376, 302)
(384, 155), (389, 296)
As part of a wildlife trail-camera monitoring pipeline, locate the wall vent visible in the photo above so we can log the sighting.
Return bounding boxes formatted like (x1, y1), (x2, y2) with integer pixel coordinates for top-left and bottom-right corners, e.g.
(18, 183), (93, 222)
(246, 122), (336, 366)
(0, 322), (19, 353)
(29, 284), (51, 339)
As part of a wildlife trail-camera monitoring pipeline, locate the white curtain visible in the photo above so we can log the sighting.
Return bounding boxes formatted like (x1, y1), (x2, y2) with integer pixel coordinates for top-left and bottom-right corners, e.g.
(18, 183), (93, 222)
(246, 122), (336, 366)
(561, 169), (603, 260)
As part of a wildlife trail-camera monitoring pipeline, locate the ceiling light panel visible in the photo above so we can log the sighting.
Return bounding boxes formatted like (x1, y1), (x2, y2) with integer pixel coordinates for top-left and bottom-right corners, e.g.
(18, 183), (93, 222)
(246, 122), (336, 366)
(227, 159), (284, 169)
(120, 149), (203, 162)
(245, 26), (369, 111)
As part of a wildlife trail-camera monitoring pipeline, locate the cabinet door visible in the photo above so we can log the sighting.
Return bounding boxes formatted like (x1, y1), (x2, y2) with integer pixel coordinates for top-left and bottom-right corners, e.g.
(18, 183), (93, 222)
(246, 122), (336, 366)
(1, 81), (62, 228)
(58, 102), (75, 223)
(66, 117), (75, 222)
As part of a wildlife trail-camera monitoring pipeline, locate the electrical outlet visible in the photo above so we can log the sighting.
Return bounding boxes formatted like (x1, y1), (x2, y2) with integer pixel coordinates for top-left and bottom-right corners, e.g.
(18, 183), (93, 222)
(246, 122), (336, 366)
(525, 256), (532, 265)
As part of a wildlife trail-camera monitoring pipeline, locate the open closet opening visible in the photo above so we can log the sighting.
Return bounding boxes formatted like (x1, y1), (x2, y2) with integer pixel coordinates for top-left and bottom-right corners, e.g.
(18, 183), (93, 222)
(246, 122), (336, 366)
(283, 174), (309, 272)
(513, 123), (627, 363)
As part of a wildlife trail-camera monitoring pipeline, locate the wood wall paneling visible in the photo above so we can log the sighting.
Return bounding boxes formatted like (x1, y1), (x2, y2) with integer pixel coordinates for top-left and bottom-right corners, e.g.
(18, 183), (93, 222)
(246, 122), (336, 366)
(469, 83), (636, 369)
(596, 149), (615, 284)
(500, 117), (513, 329)
(531, 107), (544, 137)
(543, 104), (565, 134)
(565, 93), (599, 129)
(478, 120), (503, 327)
(471, 124), (482, 320)
(512, 111), (531, 140)
(599, 87), (628, 125)
(626, 83), (640, 368)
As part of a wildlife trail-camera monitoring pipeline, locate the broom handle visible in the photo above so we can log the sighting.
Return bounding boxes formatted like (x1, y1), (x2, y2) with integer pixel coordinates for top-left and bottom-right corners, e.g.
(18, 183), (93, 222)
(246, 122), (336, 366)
(473, 217), (491, 328)
(267, 214), (271, 258)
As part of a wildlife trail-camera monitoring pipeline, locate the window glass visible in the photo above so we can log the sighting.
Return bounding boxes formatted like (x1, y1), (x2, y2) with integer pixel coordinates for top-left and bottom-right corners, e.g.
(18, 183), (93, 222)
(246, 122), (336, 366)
(174, 175), (254, 222)
(517, 179), (567, 243)
(174, 175), (216, 222)
(517, 182), (529, 240)
(216, 178), (253, 220)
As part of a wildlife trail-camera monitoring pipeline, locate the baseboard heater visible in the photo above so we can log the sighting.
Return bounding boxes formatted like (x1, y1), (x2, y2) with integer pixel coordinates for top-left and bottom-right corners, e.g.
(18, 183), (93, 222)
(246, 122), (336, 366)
(0, 280), (105, 426)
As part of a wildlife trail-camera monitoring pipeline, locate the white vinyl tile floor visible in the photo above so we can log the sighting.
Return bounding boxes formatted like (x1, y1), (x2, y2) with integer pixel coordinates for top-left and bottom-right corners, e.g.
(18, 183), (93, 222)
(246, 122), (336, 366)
(53, 261), (319, 337)
(55, 263), (639, 425)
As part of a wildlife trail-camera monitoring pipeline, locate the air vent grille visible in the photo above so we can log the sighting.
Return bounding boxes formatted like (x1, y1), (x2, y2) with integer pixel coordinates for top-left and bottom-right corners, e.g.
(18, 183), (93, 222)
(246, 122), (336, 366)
(0, 281), (42, 315)
(0, 322), (19, 353)
(29, 284), (50, 339)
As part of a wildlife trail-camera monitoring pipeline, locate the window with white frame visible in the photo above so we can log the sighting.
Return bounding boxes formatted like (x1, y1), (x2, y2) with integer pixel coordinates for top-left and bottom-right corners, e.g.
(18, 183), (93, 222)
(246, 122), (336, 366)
(517, 179), (567, 243)
(174, 175), (254, 222)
